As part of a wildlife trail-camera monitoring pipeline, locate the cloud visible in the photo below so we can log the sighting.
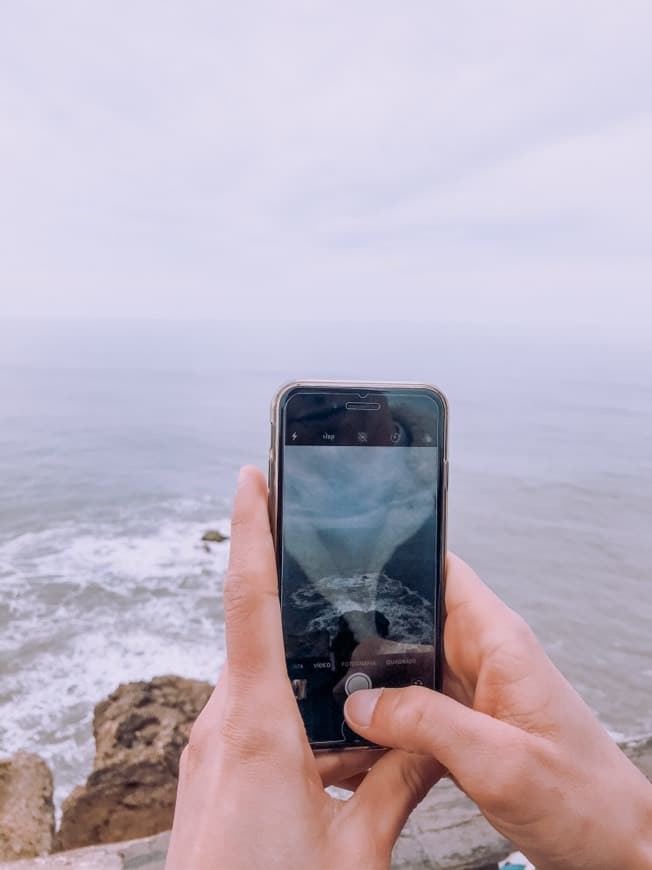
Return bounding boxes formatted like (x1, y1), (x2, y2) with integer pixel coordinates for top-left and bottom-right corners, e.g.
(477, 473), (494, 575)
(0, 1), (650, 333)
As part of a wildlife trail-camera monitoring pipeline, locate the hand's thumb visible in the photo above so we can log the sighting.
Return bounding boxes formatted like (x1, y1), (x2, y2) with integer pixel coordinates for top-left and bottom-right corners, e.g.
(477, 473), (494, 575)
(344, 686), (520, 787)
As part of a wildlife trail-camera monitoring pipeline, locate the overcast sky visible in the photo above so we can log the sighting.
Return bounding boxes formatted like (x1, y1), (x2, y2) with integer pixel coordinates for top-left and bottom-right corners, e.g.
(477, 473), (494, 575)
(1, 2), (651, 332)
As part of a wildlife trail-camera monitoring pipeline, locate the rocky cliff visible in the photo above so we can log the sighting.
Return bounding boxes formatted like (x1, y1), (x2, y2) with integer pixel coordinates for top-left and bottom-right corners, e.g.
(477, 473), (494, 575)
(2, 677), (650, 869)
(0, 753), (54, 861)
(55, 676), (212, 852)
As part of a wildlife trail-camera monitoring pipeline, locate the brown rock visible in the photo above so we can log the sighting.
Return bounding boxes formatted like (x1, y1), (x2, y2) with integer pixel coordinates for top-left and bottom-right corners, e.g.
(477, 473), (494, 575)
(620, 733), (652, 781)
(0, 751), (54, 860)
(201, 529), (228, 543)
(56, 675), (212, 851)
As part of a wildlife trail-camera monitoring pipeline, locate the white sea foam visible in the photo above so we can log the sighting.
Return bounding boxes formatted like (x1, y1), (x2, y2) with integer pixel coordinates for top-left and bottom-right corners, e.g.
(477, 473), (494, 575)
(0, 506), (230, 813)
(292, 572), (433, 645)
(0, 513), (230, 585)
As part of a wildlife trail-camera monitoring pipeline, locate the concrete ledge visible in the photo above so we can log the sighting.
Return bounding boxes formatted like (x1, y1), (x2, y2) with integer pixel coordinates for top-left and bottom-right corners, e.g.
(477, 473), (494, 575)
(0, 833), (170, 870)
(393, 779), (510, 869)
(3, 733), (649, 870)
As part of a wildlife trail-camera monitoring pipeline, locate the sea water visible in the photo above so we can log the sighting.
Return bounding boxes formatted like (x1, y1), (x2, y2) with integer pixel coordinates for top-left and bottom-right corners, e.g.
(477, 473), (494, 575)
(0, 316), (650, 811)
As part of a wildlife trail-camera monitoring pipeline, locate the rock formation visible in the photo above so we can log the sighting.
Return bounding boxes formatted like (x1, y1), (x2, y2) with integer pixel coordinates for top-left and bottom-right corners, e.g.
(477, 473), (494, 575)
(3, 726), (652, 869)
(623, 732), (652, 781)
(56, 675), (212, 851)
(201, 529), (228, 543)
(0, 751), (55, 860)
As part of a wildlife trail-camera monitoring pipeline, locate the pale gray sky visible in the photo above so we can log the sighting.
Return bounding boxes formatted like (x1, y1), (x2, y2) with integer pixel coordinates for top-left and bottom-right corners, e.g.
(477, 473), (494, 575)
(1, 1), (651, 332)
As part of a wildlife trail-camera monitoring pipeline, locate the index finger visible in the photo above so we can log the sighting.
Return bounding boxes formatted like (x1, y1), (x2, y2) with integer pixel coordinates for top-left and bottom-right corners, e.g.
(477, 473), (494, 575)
(223, 465), (286, 688)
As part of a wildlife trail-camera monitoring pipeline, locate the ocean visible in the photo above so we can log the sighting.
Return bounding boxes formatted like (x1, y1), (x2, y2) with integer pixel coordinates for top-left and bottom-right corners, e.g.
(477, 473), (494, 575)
(0, 316), (650, 812)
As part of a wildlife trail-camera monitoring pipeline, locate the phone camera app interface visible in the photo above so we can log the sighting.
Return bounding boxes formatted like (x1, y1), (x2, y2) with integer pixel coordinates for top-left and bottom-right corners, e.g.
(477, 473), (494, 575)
(280, 390), (442, 745)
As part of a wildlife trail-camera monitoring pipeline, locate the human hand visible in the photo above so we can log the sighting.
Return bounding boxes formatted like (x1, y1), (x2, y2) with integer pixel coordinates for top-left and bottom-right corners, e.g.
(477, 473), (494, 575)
(345, 554), (652, 869)
(166, 467), (441, 870)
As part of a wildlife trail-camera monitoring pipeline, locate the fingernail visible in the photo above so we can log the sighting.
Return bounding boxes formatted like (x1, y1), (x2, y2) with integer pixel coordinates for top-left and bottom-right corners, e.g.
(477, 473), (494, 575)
(344, 688), (383, 727)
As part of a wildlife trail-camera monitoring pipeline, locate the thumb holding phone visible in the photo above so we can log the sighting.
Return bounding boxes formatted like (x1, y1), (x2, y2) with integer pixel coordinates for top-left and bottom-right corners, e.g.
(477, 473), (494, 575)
(345, 554), (652, 870)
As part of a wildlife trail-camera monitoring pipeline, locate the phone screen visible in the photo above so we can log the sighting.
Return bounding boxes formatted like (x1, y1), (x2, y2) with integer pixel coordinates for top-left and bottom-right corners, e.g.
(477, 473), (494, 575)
(275, 386), (447, 747)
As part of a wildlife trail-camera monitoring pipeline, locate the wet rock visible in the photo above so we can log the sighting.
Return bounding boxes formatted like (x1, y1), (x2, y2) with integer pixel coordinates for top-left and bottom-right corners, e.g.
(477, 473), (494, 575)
(201, 529), (228, 543)
(620, 733), (652, 781)
(0, 751), (55, 860)
(56, 676), (212, 851)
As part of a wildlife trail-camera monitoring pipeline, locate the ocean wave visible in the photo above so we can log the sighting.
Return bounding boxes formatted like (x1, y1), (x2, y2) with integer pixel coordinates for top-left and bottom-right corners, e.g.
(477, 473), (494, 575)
(291, 572), (434, 646)
(0, 509), (230, 815)
(0, 515), (231, 586)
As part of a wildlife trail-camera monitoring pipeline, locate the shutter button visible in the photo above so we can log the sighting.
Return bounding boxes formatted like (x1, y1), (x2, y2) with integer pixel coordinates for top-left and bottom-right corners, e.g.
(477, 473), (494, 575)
(344, 672), (372, 695)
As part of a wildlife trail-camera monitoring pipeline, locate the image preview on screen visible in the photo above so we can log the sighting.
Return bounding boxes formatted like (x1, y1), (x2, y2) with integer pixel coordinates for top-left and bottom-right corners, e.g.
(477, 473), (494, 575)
(280, 444), (438, 709)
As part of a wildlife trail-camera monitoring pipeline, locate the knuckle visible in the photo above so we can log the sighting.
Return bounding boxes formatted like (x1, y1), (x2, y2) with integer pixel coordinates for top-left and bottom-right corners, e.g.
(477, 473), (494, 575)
(222, 565), (278, 624)
(391, 686), (434, 748)
(484, 612), (544, 685)
(219, 701), (275, 762)
(229, 511), (248, 533)
(180, 735), (204, 780)
(222, 569), (256, 621)
(398, 756), (434, 805)
(271, 723), (305, 764)
(507, 611), (541, 653)
(186, 713), (210, 754)
(218, 690), (301, 764)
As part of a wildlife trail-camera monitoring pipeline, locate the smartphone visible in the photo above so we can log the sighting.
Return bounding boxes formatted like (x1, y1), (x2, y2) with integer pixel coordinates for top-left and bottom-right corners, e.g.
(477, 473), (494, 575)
(269, 381), (448, 749)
